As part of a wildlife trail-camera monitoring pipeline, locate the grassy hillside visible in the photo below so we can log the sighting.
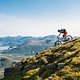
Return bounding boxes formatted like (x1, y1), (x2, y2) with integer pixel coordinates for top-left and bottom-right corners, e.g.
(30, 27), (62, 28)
(1, 38), (80, 80)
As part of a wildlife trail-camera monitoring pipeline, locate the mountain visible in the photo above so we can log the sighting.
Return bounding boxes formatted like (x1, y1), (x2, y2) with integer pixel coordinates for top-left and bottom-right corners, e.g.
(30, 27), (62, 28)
(0, 36), (27, 46)
(0, 35), (57, 47)
(1, 35), (57, 54)
(1, 37), (80, 80)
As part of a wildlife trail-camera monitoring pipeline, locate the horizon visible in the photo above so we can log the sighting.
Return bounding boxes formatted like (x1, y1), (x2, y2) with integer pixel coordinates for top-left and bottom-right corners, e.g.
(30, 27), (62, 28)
(0, 34), (57, 38)
(0, 0), (80, 37)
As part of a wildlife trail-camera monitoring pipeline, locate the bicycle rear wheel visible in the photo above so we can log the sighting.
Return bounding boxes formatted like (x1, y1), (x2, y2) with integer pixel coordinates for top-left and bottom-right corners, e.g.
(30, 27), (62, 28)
(54, 40), (62, 46)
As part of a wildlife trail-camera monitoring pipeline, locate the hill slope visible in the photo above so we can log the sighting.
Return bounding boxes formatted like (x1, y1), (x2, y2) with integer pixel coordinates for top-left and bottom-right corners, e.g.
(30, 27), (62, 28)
(1, 35), (57, 54)
(1, 38), (80, 80)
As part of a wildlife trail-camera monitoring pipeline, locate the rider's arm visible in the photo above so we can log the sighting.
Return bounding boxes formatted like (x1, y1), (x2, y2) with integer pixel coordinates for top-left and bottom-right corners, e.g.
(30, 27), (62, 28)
(57, 33), (61, 39)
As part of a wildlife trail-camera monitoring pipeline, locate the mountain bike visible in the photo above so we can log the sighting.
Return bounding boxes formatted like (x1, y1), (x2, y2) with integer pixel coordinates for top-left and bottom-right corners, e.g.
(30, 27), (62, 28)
(54, 34), (73, 46)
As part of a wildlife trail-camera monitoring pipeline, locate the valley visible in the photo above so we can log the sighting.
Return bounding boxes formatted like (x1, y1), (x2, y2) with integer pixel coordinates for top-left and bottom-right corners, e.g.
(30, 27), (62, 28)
(0, 35), (57, 79)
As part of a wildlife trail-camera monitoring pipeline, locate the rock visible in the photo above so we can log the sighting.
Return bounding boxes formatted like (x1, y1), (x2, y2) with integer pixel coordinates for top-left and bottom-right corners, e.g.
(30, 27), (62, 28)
(48, 64), (57, 69)
(58, 63), (64, 69)
(4, 67), (15, 77)
(23, 64), (38, 74)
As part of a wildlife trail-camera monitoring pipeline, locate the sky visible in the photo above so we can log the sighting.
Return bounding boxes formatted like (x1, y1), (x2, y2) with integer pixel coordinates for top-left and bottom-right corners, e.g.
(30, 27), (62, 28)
(0, 0), (80, 37)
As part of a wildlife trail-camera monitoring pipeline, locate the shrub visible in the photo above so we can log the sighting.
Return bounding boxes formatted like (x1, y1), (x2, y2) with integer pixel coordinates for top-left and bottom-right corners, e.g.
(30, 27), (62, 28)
(23, 68), (39, 79)
(38, 56), (48, 65)
(64, 74), (74, 80)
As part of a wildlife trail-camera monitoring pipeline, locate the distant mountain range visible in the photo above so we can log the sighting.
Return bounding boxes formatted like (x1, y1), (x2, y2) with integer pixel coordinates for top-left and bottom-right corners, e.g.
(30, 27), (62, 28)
(0, 35), (57, 46)
(0, 35), (57, 54)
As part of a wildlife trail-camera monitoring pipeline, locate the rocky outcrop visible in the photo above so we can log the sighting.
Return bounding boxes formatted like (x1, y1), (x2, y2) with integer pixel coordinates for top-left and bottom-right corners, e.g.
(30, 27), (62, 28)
(4, 68), (16, 77)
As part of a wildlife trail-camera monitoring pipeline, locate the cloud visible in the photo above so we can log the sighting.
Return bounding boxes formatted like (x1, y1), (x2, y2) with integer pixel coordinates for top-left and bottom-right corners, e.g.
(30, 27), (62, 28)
(0, 13), (80, 37)
(0, 14), (56, 36)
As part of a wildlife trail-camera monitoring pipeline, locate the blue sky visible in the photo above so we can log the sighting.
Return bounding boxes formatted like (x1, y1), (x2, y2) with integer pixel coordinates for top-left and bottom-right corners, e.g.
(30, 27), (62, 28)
(0, 0), (80, 37)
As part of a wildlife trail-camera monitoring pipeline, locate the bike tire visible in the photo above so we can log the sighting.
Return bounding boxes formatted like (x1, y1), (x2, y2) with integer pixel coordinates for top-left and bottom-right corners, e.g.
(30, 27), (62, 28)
(66, 35), (73, 41)
(54, 40), (62, 46)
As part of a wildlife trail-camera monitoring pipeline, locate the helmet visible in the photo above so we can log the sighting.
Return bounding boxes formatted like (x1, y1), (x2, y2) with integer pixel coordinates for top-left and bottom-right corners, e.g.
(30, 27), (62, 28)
(58, 29), (61, 32)
(61, 29), (66, 33)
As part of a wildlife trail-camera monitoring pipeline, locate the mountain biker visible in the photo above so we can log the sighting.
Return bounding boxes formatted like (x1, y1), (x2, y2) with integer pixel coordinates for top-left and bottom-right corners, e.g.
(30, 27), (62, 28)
(54, 29), (72, 46)
(58, 29), (68, 39)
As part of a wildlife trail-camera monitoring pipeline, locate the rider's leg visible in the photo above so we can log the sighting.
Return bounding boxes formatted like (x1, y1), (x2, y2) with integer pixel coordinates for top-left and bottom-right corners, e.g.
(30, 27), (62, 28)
(63, 32), (68, 42)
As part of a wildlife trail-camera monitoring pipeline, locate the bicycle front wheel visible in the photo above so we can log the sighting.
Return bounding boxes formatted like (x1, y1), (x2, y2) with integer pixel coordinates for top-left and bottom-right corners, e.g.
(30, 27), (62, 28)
(66, 35), (73, 41)
(54, 40), (62, 46)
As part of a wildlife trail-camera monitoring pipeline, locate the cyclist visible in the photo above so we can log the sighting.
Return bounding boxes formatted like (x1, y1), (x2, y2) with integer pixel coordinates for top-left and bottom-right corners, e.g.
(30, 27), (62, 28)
(58, 29), (68, 39)
(54, 29), (73, 46)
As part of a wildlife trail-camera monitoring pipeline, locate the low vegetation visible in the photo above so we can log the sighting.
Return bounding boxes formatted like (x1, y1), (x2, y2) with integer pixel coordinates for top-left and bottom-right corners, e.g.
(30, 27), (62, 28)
(1, 38), (80, 80)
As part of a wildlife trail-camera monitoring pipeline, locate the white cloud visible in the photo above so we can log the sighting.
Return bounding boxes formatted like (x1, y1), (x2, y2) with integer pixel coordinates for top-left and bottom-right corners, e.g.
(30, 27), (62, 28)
(0, 13), (80, 37)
